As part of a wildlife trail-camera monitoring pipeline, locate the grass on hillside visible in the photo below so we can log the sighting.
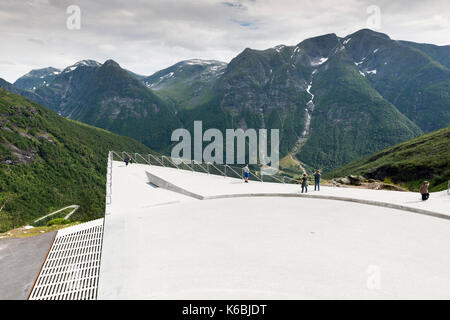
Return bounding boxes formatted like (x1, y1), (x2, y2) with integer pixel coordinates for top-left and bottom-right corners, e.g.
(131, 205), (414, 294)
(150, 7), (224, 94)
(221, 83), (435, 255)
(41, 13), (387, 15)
(326, 126), (450, 192)
(0, 222), (80, 239)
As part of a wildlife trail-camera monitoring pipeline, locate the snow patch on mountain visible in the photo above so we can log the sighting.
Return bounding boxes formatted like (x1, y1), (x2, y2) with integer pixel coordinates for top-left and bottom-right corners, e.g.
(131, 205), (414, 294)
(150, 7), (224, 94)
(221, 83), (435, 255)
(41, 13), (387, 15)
(274, 45), (286, 53)
(311, 57), (328, 66)
(355, 57), (366, 66)
(64, 66), (77, 73)
(20, 68), (61, 79)
(62, 60), (101, 73)
(290, 46), (302, 59)
(183, 59), (226, 66)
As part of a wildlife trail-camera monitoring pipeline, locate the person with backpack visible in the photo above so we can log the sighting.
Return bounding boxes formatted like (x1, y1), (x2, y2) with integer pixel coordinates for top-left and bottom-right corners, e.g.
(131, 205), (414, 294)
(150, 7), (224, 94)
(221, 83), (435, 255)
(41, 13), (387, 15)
(301, 173), (308, 193)
(314, 170), (321, 191)
(124, 156), (130, 166)
(419, 181), (430, 201)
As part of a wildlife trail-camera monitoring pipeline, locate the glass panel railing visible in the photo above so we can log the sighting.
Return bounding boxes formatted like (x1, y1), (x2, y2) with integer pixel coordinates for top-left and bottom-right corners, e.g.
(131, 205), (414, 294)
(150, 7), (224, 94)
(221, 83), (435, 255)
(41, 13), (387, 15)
(110, 151), (301, 185)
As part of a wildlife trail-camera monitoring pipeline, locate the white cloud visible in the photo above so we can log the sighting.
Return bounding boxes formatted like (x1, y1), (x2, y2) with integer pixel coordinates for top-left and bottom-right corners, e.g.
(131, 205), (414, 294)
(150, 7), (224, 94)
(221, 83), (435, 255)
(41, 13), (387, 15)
(0, 0), (448, 82)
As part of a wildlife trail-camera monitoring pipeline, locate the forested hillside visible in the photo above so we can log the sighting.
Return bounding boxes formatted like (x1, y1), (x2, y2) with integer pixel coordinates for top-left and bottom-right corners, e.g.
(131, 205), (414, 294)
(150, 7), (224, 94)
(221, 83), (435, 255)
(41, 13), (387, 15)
(0, 88), (152, 232)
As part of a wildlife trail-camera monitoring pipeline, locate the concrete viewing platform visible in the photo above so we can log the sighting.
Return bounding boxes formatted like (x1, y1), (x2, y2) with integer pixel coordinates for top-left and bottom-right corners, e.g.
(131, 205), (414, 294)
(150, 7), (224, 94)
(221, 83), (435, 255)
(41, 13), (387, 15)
(144, 164), (449, 218)
(97, 161), (450, 299)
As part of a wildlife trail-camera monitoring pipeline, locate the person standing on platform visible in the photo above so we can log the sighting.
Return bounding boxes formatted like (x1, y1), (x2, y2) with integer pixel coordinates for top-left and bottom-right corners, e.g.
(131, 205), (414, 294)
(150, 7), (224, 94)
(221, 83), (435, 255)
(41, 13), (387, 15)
(301, 173), (308, 193)
(419, 181), (430, 201)
(314, 170), (321, 191)
(243, 164), (250, 183)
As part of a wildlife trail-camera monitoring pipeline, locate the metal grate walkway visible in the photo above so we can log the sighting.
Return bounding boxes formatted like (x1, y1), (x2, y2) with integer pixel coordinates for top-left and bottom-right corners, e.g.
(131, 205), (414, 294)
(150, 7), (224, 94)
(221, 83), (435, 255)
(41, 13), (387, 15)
(28, 218), (104, 300)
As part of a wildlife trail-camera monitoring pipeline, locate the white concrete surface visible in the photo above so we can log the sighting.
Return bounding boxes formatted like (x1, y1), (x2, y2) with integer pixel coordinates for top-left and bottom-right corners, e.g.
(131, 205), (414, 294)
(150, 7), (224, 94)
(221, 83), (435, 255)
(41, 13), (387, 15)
(98, 161), (450, 299)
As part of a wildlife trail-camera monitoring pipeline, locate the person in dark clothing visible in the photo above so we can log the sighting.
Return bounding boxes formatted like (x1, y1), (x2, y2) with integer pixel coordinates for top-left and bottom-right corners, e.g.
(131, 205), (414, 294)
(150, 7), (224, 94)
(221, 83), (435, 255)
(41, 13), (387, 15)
(419, 181), (430, 201)
(314, 170), (321, 191)
(124, 156), (130, 166)
(301, 173), (308, 193)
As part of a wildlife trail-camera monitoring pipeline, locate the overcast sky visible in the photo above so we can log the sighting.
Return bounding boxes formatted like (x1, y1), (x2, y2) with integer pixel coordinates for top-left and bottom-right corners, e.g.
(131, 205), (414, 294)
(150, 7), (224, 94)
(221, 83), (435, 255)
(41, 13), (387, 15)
(0, 0), (449, 82)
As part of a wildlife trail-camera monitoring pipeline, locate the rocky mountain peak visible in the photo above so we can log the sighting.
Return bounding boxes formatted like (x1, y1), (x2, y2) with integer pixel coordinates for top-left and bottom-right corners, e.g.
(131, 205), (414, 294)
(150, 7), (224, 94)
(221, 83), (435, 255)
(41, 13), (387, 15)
(347, 28), (391, 40)
(102, 59), (121, 68)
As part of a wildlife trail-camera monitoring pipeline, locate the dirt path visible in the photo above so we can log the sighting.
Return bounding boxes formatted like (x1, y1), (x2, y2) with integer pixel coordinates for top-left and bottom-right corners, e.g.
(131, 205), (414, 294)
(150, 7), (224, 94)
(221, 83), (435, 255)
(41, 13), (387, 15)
(289, 153), (307, 175)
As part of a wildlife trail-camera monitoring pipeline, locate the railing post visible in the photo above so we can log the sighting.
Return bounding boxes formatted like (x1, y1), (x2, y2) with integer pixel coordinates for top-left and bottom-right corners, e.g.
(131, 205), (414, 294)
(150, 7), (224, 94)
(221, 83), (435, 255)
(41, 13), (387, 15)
(169, 157), (180, 170)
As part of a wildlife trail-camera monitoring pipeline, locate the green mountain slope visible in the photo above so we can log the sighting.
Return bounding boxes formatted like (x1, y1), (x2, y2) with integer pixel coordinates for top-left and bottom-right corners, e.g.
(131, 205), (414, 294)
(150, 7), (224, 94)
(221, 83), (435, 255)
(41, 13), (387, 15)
(164, 30), (448, 170)
(327, 126), (450, 192)
(0, 88), (152, 232)
(399, 41), (450, 70)
(0, 77), (47, 107)
(343, 29), (450, 133)
(298, 44), (423, 170)
(176, 32), (423, 167)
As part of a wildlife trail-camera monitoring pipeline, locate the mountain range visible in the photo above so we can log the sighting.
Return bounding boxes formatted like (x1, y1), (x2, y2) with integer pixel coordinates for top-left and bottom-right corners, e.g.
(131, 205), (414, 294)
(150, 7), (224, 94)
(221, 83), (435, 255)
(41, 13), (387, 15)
(1, 28), (449, 171)
(13, 60), (146, 91)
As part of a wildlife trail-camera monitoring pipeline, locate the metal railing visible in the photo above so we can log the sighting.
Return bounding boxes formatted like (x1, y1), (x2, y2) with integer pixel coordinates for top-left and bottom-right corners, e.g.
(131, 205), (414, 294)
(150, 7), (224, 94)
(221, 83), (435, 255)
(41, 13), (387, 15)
(106, 151), (113, 208)
(110, 151), (302, 185)
(33, 205), (80, 224)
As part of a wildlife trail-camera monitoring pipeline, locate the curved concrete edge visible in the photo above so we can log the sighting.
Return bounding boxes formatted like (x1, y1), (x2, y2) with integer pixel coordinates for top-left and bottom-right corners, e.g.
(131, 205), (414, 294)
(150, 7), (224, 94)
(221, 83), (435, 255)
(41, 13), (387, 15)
(205, 193), (450, 221)
(144, 170), (448, 221)
(145, 171), (204, 200)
